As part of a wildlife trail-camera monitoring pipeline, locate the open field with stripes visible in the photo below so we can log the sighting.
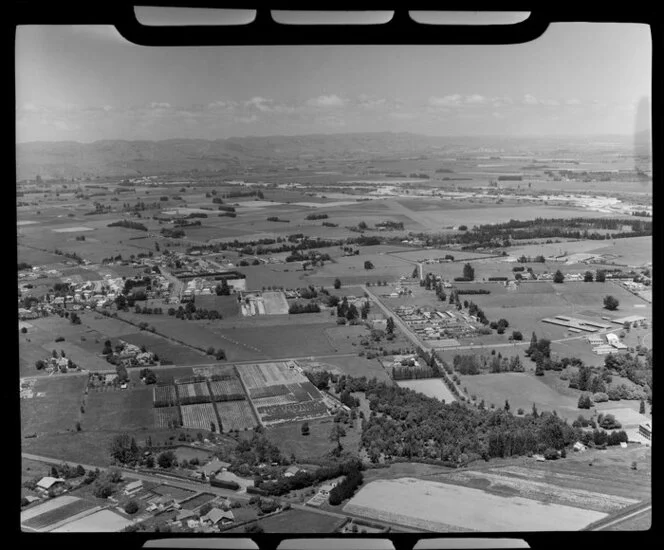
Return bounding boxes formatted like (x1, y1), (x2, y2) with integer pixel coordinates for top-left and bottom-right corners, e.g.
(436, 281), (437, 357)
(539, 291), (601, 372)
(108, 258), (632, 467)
(180, 403), (219, 431)
(237, 362), (333, 426)
(215, 400), (257, 432)
(209, 378), (246, 401)
(176, 381), (212, 405)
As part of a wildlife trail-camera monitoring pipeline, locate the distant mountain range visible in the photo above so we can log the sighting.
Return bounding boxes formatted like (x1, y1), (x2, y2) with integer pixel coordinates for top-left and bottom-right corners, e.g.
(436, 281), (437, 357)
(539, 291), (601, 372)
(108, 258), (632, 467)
(15, 131), (647, 181)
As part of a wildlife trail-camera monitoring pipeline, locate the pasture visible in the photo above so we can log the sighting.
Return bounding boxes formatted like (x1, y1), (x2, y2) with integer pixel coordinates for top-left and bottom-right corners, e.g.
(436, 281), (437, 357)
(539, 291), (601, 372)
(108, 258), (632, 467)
(191, 294), (240, 318)
(84, 387), (154, 431)
(21, 375), (88, 436)
(458, 372), (580, 420)
(344, 477), (607, 532)
(264, 417), (348, 460)
(397, 379), (457, 403)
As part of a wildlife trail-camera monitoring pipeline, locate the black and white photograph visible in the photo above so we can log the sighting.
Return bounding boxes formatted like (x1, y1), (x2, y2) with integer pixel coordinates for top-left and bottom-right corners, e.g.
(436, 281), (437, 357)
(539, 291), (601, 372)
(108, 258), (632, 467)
(16, 9), (653, 536)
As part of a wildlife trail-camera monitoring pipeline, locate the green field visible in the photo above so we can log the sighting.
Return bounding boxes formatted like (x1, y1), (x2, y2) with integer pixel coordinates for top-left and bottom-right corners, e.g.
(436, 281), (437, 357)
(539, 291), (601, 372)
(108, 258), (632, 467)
(459, 372), (581, 420)
(84, 386), (154, 431)
(21, 375), (88, 436)
(263, 416), (360, 460)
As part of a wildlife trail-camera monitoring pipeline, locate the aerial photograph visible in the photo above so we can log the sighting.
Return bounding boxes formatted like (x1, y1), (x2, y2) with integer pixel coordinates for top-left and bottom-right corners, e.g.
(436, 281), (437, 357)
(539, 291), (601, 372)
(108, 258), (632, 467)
(17, 18), (652, 534)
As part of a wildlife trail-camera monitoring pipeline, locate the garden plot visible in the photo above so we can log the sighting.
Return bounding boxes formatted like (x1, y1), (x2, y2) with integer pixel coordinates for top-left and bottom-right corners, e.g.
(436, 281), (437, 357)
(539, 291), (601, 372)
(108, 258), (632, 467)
(441, 470), (639, 513)
(153, 385), (178, 408)
(180, 493), (216, 511)
(176, 382), (212, 404)
(154, 406), (181, 428)
(215, 400), (257, 432)
(22, 498), (98, 531)
(344, 477), (607, 532)
(256, 400), (330, 426)
(252, 395), (300, 407)
(249, 384), (292, 399)
(237, 362), (307, 390)
(208, 379), (246, 401)
(180, 403), (219, 431)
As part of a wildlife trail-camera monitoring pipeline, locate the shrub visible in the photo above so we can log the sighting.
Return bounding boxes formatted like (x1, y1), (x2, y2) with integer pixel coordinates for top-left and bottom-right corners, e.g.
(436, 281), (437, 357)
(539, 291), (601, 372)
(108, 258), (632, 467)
(543, 448), (559, 460)
(124, 500), (139, 514)
(592, 392), (609, 403)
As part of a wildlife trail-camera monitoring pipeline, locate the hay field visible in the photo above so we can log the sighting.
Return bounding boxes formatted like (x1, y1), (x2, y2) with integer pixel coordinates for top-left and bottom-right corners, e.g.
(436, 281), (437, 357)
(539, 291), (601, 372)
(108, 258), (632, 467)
(85, 387), (154, 431)
(397, 379), (457, 403)
(344, 477), (607, 532)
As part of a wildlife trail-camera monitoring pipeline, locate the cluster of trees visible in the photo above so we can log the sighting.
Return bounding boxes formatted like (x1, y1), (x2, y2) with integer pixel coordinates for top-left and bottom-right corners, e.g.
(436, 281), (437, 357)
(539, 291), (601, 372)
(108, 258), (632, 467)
(134, 305), (164, 315)
(336, 297), (360, 322)
(305, 213), (329, 220)
(452, 353), (524, 375)
(328, 468), (364, 505)
(266, 216), (289, 222)
(375, 220), (405, 230)
(139, 368), (157, 384)
(392, 365), (437, 380)
(258, 457), (364, 497)
(322, 221), (338, 227)
(360, 380), (578, 463)
(205, 347), (227, 360)
(108, 220), (148, 231)
(285, 250), (331, 264)
(161, 228), (186, 238)
(289, 302), (321, 314)
(167, 303), (222, 321)
(18, 262), (32, 271)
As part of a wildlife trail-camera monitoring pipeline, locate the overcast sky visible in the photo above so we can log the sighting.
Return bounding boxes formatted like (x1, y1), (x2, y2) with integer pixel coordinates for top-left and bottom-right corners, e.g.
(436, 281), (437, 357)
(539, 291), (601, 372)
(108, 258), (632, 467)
(15, 22), (651, 142)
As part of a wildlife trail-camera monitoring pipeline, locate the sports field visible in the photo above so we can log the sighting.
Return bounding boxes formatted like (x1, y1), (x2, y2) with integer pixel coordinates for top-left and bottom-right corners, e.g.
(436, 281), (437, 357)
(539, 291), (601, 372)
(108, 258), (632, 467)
(344, 477), (607, 532)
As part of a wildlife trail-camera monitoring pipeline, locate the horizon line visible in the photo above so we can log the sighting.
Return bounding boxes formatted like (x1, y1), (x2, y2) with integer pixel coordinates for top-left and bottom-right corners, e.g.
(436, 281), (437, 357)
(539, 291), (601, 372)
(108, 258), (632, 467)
(16, 130), (649, 146)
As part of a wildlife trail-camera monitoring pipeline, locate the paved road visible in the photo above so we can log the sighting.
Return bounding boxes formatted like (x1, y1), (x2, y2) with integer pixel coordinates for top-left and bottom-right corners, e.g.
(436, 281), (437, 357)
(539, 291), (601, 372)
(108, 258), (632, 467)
(362, 285), (428, 351)
(587, 502), (652, 531)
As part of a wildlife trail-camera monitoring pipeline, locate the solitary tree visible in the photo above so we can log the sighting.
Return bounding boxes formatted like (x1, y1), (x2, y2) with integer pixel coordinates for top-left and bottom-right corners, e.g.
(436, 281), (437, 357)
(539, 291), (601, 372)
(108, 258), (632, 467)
(584, 271), (594, 282)
(603, 295), (619, 311)
(301, 422), (310, 436)
(504, 399), (510, 412)
(639, 400), (646, 414)
(386, 317), (395, 335)
(463, 263), (475, 280)
(553, 270), (565, 284)
(595, 270), (606, 283)
(334, 278), (341, 289)
(364, 261), (374, 270)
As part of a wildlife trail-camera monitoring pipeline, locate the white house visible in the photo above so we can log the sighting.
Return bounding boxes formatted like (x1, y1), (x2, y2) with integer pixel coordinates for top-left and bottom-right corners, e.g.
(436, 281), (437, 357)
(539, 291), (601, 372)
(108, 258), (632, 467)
(36, 477), (65, 493)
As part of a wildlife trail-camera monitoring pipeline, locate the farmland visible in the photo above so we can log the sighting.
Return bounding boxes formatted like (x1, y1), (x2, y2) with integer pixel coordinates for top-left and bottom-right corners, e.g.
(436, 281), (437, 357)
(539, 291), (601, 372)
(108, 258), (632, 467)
(153, 385), (178, 408)
(49, 509), (135, 532)
(344, 477), (607, 531)
(215, 400), (257, 432)
(176, 381), (212, 404)
(22, 498), (98, 531)
(208, 378), (246, 401)
(85, 387), (155, 431)
(180, 403), (219, 431)
(154, 406), (181, 428)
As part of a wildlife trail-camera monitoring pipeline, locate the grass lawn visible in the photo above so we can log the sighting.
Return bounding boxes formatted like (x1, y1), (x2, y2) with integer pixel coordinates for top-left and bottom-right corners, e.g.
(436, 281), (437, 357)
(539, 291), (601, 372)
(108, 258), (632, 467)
(194, 295), (241, 318)
(21, 375), (88, 436)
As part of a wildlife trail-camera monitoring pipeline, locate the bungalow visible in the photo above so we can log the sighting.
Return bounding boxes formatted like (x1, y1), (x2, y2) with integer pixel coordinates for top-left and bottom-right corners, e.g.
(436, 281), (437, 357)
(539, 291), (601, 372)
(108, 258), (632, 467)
(319, 481), (338, 495)
(198, 458), (230, 478)
(36, 477), (66, 493)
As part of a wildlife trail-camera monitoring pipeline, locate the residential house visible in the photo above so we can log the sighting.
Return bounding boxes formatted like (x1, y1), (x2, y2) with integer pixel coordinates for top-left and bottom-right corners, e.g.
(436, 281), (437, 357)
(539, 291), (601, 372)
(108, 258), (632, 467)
(283, 466), (302, 478)
(201, 508), (234, 526)
(36, 477), (65, 494)
(198, 458), (230, 479)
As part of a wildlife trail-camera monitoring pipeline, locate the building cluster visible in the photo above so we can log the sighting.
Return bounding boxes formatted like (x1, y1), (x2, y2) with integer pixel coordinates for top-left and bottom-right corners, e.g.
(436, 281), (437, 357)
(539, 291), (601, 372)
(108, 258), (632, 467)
(394, 305), (475, 343)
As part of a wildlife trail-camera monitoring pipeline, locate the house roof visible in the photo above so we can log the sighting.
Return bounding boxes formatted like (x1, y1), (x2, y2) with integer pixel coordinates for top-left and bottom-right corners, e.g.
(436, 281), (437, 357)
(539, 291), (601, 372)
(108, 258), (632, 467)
(177, 509), (196, 521)
(198, 458), (230, 475)
(202, 508), (234, 524)
(37, 477), (65, 489)
(125, 480), (143, 491)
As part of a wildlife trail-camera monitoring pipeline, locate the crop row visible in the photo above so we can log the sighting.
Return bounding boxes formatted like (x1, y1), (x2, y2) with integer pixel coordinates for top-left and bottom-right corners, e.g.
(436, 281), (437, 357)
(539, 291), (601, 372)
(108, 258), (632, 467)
(215, 400), (257, 432)
(153, 384), (178, 408)
(180, 403), (219, 431)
